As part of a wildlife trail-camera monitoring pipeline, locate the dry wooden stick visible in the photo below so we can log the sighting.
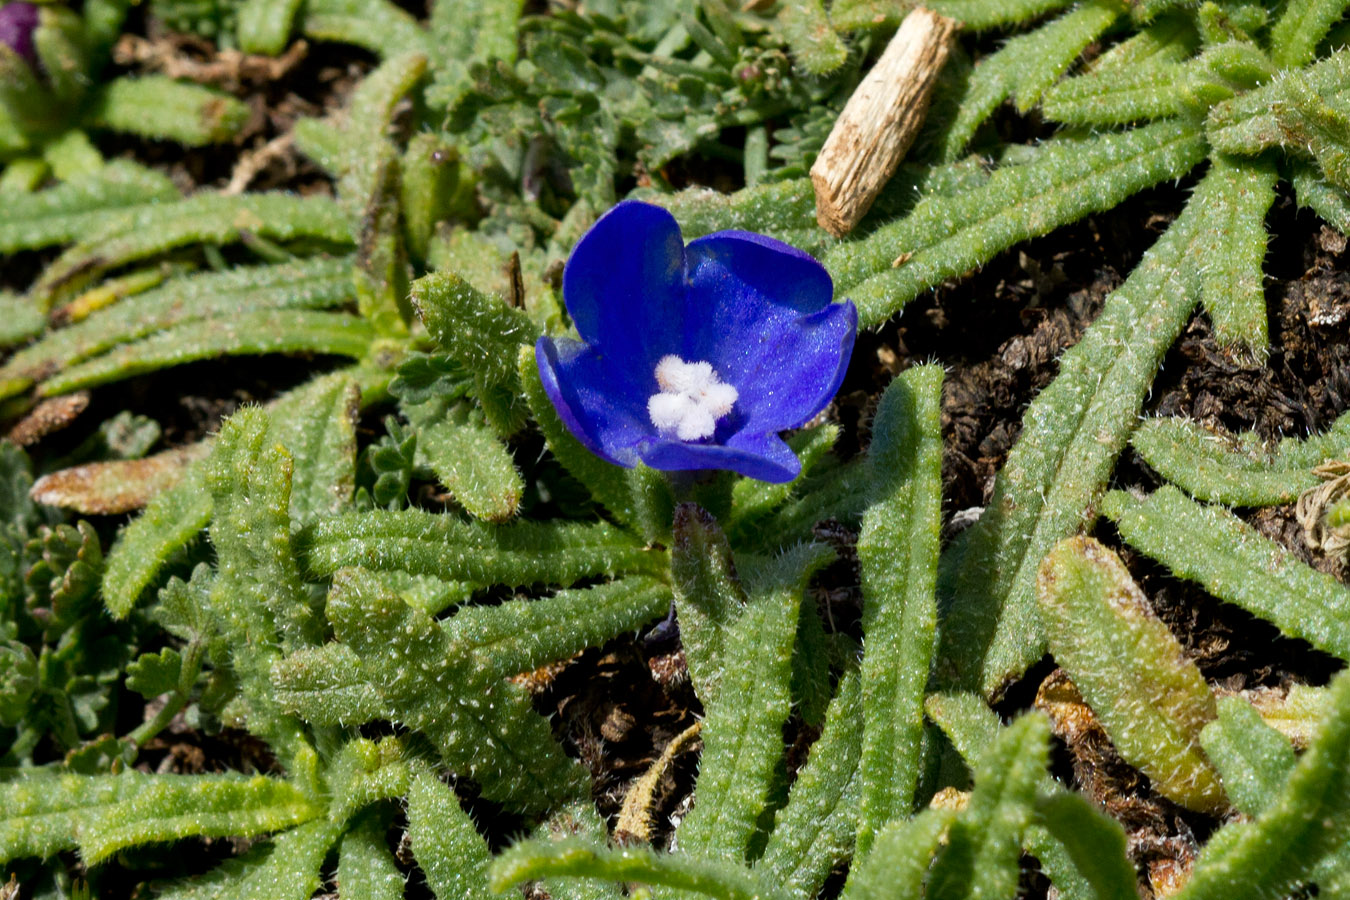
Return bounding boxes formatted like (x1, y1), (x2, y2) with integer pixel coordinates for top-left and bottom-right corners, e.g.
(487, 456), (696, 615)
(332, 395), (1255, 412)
(810, 7), (958, 237)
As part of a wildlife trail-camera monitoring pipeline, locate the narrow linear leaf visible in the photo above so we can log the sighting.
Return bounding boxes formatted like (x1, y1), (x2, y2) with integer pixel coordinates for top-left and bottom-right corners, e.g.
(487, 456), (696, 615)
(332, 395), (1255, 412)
(1200, 696), (1296, 817)
(940, 0), (1126, 160)
(411, 407), (523, 522)
(934, 157), (1217, 699)
(155, 819), (341, 900)
(1270, 0), (1350, 69)
(298, 508), (664, 588)
(758, 670), (863, 899)
(490, 839), (793, 900)
(678, 543), (836, 862)
(301, 0), (429, 58)
(1206, 48), (1350, 161)
(0, 257), (354, 401)
(1102, 486), (1350, 661)
(1131, 412), (1350, 506)
(267, 373), (361, 527)
(831, 0), (1074, 32)
(272, 643), (384, 727)
(1030, 790), (1138, 900)
(777, 0), (848, 76)
(826, 118), (1206, 327)
(855, 365), (944, 855)
(1292, 157), (1350, 231)
(408, 771), (493, 900)
(1176, 668), (1350, 900)
(0, 160), (178, 252)
(237, 0), (302, 55)
(444, 577), (672, 681)
(88, 75), (249, 146)
(34, 192), (353, 301)
(1192, 155), (1277, 352)
(925, 713), (1052, 900)
(412, 270), (540, 398)
(0, 772), (319, 865)
(337, 813), (404, 900)
(1037, 536), (1225, 813)
(843, 806), (956, 900)
(671, 502), (747, 705)
(39, 310), (375, 396)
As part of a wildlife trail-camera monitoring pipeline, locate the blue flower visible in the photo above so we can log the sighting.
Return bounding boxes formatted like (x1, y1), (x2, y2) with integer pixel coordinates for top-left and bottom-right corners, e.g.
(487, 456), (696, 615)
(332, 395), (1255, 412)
(536, 200), (857, 484)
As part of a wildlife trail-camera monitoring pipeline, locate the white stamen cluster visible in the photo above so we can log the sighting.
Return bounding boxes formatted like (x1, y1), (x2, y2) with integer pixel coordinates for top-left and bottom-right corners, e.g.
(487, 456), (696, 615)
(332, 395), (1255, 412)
(647, 354), (738, 441)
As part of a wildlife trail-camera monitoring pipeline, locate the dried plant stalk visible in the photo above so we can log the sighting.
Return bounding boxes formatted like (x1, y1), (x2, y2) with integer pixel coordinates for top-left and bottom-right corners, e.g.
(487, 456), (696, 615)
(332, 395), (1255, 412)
(810, 7), (958, 236)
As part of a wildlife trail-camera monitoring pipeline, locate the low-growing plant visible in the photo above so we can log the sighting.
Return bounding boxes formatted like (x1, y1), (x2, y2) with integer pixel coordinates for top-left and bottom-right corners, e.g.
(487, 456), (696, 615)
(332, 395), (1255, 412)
(0, 0), (1348, 897)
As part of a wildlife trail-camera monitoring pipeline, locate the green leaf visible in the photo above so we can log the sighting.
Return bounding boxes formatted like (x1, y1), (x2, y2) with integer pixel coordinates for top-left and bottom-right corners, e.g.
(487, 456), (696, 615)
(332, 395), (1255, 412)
(411, 270), (540, 433)
(855, 365), (943, 856)
(237, 0), (302, 55)
(678, 543), (835, 862)
(0, 771), (320, 865)
(777, 1), (848, 75)
(1293, 157), (1350, 232)
(301, 0), (429, 58)
(490, 838), (794, 900)
(38, 310), (375, 396)
(155, 818), (341, 900)
(843, 806), (956, 900)
(337, 812), (405, 900)
(125, 647), (183, 699)
(407, 770), (494, 900)
(88, 75), (249, 145)
(443, 577), (672, 681)
(1037, 536), (1225, 813)
(934, 156), (1217, 698)
(33, 192), (353, 303)
(299, 509), (664, 589)
(426, 0), (523, 109)
(1192, 155), (1277, 353)
(1131, 412), (1350, 506)
(0, 257), (354, 401)
(925, 713), (1052, 900)
(825, 118), (1206, 327)
(0, 160), (178, 253)
(326, 568), (588, 810)
(102, 464), (211, 618)
(637, 179), (829, 259)
(832, 0), (1074, 32)
(1199, 696), (1296, 817)
(1029, 790), (1138, 900)
(1269, 0), (1350, 69)
(271, 643), (384, 727)
(939, 0), (1126, 160)
(404, 398), (524, 522)
(1175, 668), (1350, 900)
(670, 502), (746, 705)
(267, 372), (361, 527)
(757, 670), (863, 899)
(1102, 486), (1350, 661)
(1041, 16), (1198, 126)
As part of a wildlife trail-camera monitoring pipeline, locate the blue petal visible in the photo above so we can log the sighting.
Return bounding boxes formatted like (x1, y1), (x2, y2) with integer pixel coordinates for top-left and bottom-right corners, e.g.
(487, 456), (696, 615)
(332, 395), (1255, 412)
(684, 233), (857, 431)
(641, 431), (802, 483)
(536, 336), (652, 468)
(562, 200), (687, 374)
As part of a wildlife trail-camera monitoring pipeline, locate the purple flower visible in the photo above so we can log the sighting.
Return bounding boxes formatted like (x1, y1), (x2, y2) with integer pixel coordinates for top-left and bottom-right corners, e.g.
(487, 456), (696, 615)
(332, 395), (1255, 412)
(536, 200), (857, 484)
(0, 2), (39, 66)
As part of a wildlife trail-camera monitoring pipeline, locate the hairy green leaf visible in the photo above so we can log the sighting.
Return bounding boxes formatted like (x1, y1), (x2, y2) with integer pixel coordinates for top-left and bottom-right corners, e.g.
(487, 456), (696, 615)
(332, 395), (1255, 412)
(156, 819), (341, 900)
(1030, 790), (1138, 900)
(1176, 668), (1350, 900)
(1270, 0), (1350, 69)
(0, 772), (319, 865)
(757, 670), (862, 898)
(671, 502), (746, 705)
(934, 156), (1219, 699)
(408, 770), (494, 900)
(1131, 412), (1350, 506)
(832, 0), (1074, 32)
(678, 543), (835, 862)
(236, 0), (302, 55)
(301, 0), (429, 58)
(102, 464), (211, 618)
(88, 75), (249, 145)
(1200, 696), (1296, 817)
(855, 365), (943, 855)
(1037, 536), (1225, 813)
(491, 839), (793, 900)
(337, 812), (404, 900)
(406, 399), (523, 522)
(1192, 155), (1277, 352)
(1102, 486), (1350, 661)
(826, 118), (1206, 327)
(298, 508), (663, 588)
(940, 0), (1126, 160)
(844, 806), (956, 900)
(0, 160), (178, 253)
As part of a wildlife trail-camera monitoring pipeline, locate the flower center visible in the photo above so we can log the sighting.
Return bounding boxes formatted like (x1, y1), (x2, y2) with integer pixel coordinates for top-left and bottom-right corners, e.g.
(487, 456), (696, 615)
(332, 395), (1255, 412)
(647, 355), (738, 441)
